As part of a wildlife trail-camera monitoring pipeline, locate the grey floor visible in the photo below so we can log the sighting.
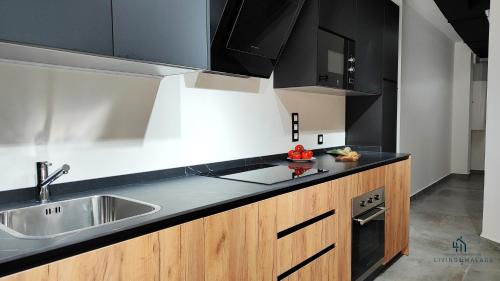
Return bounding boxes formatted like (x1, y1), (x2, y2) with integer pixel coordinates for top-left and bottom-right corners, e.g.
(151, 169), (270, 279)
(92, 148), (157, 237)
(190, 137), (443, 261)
(376, 174), (500, 281)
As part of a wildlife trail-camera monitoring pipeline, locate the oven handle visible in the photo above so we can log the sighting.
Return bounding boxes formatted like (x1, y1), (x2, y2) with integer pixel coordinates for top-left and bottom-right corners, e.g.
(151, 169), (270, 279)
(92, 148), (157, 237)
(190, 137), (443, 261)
(354, 207), (389, 226)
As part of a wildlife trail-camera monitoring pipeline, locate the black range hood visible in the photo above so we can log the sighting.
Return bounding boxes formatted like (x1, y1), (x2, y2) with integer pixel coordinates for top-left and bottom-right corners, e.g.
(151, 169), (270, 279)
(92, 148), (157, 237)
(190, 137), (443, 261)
(209, 0), (306, 78)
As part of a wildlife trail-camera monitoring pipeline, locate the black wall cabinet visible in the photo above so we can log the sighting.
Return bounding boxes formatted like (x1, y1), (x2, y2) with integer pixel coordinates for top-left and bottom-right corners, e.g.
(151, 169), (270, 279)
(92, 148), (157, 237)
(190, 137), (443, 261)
(274, 0), (319, 88)
(112, 0), (209, 69)
(319, 0), (356, 39)
(346, 80), (397, 152)
(383, 0), (400, 81)
(0, 0), (113, 56)
(354, 0), (384, 95)
(381, 80), (398, 152)
(346, 0), (399, 152)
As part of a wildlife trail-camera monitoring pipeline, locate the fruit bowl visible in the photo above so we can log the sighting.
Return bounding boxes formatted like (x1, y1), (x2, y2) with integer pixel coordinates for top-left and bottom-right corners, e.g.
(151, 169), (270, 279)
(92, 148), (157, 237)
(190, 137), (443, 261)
(287, 157), (316, 163)
(287, 144), (315, 162)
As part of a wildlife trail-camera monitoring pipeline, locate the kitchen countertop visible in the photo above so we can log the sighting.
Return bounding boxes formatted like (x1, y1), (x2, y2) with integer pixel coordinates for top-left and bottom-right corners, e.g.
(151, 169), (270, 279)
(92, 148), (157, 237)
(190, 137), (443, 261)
(0, 151), (409, 277)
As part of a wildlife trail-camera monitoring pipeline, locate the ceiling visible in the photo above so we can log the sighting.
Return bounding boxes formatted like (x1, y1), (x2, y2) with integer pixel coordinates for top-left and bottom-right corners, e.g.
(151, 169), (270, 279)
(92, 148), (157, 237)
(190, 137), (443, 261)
(434, 0), (490, 58)
(405, 0), (462, 42)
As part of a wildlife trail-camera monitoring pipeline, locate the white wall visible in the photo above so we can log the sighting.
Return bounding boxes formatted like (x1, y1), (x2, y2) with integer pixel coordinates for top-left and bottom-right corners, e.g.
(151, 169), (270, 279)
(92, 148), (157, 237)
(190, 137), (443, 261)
(399, 2), (455, 194)
(482, 0), (500, 244)
(0, 62), (345, 191)
(450, 42), (472, 175)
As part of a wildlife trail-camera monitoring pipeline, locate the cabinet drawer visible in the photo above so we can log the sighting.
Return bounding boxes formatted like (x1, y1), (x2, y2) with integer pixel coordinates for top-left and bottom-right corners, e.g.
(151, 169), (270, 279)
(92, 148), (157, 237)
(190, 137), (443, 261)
(276, 182), (334, 232)
(277, 214), (336, 275)
(279, 247), (336, 281)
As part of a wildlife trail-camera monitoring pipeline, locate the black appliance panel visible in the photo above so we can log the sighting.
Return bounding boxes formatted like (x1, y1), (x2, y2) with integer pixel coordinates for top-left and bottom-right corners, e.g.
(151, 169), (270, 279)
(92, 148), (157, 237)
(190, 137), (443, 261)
(203, 164), (328, 185)
(352, 187), (386, 281)
(210, 0), (305, 78)
(352, 205), (385, 281)
(227, 0), (303, 59)
(317, 29), (355, 90)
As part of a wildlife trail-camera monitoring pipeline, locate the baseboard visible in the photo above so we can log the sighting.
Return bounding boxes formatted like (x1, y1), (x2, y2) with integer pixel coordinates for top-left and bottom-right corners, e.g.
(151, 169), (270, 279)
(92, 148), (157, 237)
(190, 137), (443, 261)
(410, 174), (451, 202)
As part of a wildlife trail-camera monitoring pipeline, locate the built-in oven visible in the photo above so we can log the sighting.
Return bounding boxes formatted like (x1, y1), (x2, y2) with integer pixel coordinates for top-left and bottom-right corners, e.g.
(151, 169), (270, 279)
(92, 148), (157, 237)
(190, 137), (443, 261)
(352, 187), (387, 281)
(317, 29), (355, 90)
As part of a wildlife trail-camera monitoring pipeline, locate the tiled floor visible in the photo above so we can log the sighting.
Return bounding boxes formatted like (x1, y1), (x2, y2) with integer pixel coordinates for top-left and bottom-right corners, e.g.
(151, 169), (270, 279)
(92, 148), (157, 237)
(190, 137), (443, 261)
(376, 173), (500, 281)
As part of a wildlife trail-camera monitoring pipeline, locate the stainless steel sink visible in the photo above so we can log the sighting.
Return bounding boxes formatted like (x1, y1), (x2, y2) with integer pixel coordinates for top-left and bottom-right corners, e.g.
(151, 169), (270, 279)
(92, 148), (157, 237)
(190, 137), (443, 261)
(0, 195), (160, 239)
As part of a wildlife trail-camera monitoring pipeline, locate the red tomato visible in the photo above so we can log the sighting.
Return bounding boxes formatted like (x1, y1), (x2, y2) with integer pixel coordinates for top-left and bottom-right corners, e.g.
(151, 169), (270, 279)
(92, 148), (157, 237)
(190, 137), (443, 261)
(288, 150), (295, 158)
(294, 144), (305, 152)
(304, 150), (313, 158)
(291, 151), (302, 159)
(301, 151), (312, 160)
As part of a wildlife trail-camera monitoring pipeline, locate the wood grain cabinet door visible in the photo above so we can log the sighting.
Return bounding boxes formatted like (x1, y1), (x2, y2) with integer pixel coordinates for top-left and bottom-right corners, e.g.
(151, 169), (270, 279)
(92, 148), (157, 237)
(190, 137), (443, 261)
(276, 182), (335, 232)
(384, 159), (411, 263)
(0, 266), (49, 281)
(204, 198), (277, 281)
(280, 249), (336, 281)
(158, 219), (205, 281)
(0, 220), (205, 281)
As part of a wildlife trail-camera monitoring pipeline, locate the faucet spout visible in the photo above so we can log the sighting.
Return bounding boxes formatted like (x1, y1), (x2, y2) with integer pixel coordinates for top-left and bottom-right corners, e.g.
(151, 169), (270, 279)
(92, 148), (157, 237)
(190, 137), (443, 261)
(36, 162), (70, 203)
(39, 164), (70, 188)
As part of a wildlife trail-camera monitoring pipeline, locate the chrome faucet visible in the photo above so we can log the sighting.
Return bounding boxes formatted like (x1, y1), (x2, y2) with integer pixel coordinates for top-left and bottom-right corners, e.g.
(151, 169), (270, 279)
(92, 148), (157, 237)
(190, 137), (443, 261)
(36, 162), (70, 203)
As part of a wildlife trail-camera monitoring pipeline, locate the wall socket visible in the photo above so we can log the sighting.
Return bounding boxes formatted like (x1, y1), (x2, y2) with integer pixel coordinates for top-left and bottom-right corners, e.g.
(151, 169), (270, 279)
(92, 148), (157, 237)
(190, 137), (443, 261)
(292, 113), (299, 142)
(318, 134), (324, 145)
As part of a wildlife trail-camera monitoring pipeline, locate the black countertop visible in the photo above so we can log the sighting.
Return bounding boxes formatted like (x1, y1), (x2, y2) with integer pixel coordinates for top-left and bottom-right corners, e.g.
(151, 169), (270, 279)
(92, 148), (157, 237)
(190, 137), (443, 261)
(0, 151), (409, 277)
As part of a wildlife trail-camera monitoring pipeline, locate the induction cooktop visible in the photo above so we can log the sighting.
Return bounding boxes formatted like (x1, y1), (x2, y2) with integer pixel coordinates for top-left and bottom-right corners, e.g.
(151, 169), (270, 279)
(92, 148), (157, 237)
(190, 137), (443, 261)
(203, 164), (328, 185)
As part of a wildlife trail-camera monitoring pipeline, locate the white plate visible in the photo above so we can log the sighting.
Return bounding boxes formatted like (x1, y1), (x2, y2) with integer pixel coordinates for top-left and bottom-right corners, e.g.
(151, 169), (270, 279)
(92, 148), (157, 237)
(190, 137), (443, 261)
(287, 157), (316, 162)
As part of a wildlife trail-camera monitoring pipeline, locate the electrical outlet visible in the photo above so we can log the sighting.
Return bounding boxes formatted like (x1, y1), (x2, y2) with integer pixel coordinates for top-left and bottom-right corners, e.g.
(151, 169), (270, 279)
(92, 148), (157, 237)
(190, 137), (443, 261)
(292, 113), (299, 142)
(318, 134), (324, 145)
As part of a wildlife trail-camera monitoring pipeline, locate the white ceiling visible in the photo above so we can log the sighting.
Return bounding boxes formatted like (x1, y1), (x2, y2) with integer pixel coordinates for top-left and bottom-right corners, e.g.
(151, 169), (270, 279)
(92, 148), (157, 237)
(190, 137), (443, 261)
(403, 0), (463, 42)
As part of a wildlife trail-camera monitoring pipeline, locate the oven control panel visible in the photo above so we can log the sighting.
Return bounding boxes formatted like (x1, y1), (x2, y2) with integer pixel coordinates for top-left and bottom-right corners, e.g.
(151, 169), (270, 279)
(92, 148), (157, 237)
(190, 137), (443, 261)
(352, 187), (385, 217)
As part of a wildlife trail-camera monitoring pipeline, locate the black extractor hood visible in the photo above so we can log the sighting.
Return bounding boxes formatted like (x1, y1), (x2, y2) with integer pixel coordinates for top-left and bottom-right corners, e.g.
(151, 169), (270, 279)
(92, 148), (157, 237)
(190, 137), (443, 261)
(209, 0), (306, 78)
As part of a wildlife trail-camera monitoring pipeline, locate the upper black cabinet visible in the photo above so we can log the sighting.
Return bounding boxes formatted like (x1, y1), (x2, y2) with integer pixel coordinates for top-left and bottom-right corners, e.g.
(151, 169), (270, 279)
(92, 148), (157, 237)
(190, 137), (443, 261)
(1, 0), (304, 77)
(383, 0), (400, 81)
(112, 0), (209, 69)
(0, 0), (113, 56)
(319, 0), (356, 39)
(354, 0), (384, 95)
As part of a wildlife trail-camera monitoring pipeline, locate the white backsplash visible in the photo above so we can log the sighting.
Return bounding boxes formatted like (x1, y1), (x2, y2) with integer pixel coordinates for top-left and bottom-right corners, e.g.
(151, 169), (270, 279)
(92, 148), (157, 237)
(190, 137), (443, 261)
(0, 62), (345, 191)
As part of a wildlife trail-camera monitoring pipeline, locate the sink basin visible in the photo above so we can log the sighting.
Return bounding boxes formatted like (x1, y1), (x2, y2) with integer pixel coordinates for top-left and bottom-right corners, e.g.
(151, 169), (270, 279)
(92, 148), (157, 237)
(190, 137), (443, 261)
(0, 195), (160, 239)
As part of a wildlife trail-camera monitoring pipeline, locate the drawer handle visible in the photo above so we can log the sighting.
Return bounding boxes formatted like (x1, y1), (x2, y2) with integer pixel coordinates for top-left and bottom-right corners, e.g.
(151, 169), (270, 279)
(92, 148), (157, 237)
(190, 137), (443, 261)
(277, 210), (335, 239)
(277, 244), (335, 281)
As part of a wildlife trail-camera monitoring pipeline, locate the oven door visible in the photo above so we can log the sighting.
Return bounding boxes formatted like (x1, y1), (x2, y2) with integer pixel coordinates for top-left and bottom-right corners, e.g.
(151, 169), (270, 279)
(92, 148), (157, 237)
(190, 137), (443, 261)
(317, 29), (355, 89)
(352, 204), (386, 281)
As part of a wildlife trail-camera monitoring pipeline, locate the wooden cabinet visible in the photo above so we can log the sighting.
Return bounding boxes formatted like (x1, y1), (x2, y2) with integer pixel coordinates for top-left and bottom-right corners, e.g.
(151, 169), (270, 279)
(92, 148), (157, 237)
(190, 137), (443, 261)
(276, 182), (337, 281)
(0, 0), (113, 56)
(277, 215), (336, 275)
(159, 219), (205, 281)
(356, 166), (386, 195)
(319, 0), (357, 39)
(276, 182), (334, 232)
(280, 250), (336, 281)
(1, 160), (411, 281)
(0, 220), (203, 281)
(204, 199), (277, 281)
(384, 159), (411, 263)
